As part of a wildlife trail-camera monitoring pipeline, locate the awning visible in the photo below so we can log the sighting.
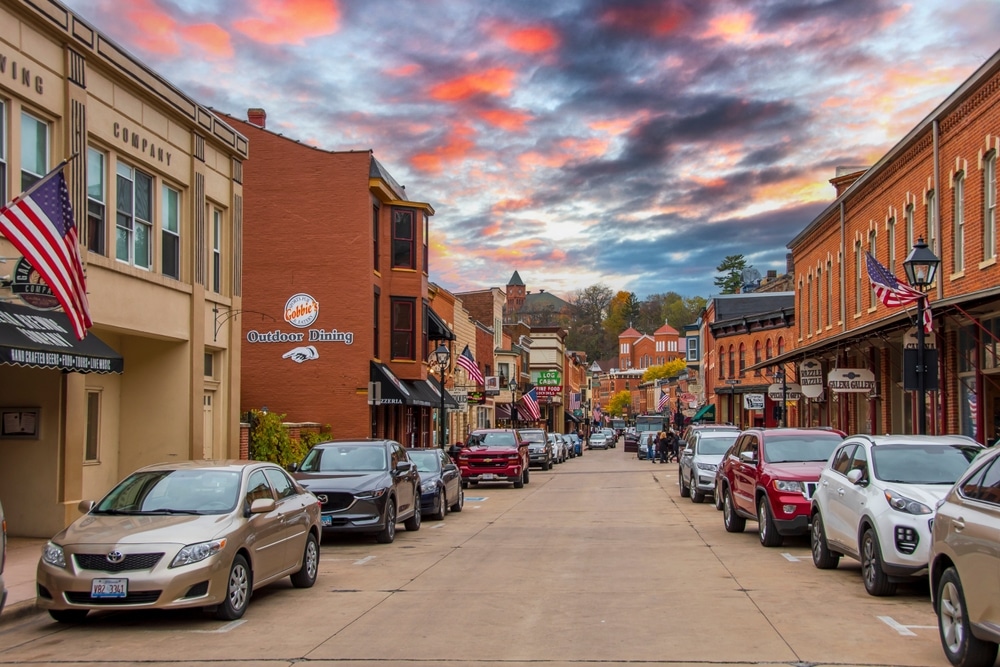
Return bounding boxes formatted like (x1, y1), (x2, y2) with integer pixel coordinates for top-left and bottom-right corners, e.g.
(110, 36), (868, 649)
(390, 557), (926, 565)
(495, 404), (511, 420)
(0, 301), (123, 374)
(403, 378), (440, 408)
(370, 361), (414, 406)
(564, 410), (581, 423)
(692, 404), (716, 421)
(427, 308), (455, 341)
(426, 375), (459, 409)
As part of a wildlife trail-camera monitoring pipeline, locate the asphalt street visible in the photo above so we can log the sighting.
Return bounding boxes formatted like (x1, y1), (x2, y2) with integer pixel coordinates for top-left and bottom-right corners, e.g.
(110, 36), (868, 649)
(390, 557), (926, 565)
(0, 444), (950, 667)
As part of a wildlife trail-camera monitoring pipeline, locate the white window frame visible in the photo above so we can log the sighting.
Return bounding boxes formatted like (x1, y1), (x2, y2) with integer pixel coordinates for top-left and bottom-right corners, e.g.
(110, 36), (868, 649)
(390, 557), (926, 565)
(869, 232), (877, 308)
(985, 152), (996, 261)
(162, 184), (180, 279)
(905, 203), (915, 252)
(212, 208), (223, 293)
(927, 190), (938, 255)
(86, 146), (106, 255)
(954, 172), (965, 272)
(116, 162), (153, 270)
(887, 217), (896, 272)
(20, 110), (48, 191)
(855, 242), (863, 315)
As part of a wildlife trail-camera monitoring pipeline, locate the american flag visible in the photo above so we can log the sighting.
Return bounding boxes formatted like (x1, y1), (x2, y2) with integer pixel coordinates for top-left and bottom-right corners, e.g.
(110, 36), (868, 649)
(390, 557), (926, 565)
(592, 404), (602, 422)
(657, 388), (669, 412)
(0, 163), (92, 339)
(865, 251), (932, 332)
(520, 387), (541, 421)
(455, 344), (484, 385)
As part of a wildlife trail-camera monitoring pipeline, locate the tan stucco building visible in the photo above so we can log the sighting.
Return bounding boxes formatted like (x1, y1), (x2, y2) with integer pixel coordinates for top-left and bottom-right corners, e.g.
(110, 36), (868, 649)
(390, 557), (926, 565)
(0, 0), (247, 536)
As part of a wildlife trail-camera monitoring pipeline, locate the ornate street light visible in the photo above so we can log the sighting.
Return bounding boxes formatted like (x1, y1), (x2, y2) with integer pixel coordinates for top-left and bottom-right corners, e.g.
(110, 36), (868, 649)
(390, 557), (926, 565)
(903, 238), (940, 434)
(428, 344), (451, 448)
(509, 378), (519, 430)
(772, 368), (788, 428)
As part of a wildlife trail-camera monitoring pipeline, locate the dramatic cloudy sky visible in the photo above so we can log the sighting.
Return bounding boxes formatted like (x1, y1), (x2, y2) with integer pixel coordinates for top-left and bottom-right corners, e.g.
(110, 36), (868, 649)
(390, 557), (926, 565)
(63, 0), (1000, 299)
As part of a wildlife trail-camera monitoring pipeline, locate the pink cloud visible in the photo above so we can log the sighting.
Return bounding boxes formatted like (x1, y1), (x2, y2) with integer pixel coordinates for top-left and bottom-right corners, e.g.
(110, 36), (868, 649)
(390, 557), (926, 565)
(478, 108), (532, 131)
(182, 24), (234, 58)
(598, 4), (692, 37)
(234, 0), (340, 46)
(411, 122), (478, 173)
(430, 68), (517, 101)
(504, 26), (560, 53)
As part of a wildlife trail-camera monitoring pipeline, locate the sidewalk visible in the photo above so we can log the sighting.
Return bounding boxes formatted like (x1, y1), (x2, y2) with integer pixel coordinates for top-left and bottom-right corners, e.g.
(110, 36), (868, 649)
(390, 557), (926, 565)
(1, 537), (46, 623)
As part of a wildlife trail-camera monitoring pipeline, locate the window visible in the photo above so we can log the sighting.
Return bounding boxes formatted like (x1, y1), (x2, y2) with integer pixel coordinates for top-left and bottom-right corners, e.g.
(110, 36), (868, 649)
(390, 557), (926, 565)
(739, 343), (745, 377)
(986, 152), (997, 261)
(806, 275), (812, 335)
(245, 470), (272, 505)
(162, 185), (180, 279)
(855, 241), (862, 314)
(826, 260), (833, 326)
(116, 163), (153, 269)
(263, 468), (296, 500)
(211, 209), (223, 293)
(754, 341), (762, 375)
(868, 232), (877, 308)
(392, 208), (415, 269)
(687, 336), (697, 361)
(887, 217), (896, 272)
(905, 203), (915, 252)
(765, 339), (772, 360)
(816, 268), (822, 331)
(86, 148), (106, 255)
(777, 337), (785, 355)
(204, 352), (215, 378)
(372, 204), (380, 271)
(422, 212), (429, 273)
(20, 111), (48, 190)
(927, 189), (937, 255)
(798, 281), (804, 339)
(954, 172), (965, 272)
(728, 345), (735, 377)
(718, 346), (725, 379)
(85, 390), (101, 462)
(373, 287), (380, 359)
(391, 297), (415, 359)
(0, 99), (6, 204)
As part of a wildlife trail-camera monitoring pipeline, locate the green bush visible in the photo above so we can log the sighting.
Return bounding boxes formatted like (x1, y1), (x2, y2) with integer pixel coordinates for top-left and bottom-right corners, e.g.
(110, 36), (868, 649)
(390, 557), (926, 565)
(248, 410), (306, 468)
(299, 425), (333, 451)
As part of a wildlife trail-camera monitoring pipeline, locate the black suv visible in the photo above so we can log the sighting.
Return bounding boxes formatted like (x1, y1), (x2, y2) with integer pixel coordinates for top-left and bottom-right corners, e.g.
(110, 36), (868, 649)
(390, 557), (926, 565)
(519, 428), (553, 470)
(292, 439), (421, 544)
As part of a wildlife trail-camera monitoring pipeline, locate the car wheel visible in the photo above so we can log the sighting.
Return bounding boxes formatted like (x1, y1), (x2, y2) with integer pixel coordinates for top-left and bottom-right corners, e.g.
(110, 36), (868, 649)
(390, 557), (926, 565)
(546, 458), (553, 471)
(375, 499), (397, 543)
(514, 470), (525, 488)
(524, 468), (530, 484)
(432, 489), (447, 521)
(461, 480), (469, 489)
(861, 528), (896, 596)
(714, 486), (725, 511)
(404, 500), (421, 531)
(678, 470), (690, 498)
(723, 487), (745, 533)
(290, 533), (320, 588)
(691, 476), (705, 503)
(49, 609), (88, 623)
(757, 496), (783, 547)
(810, 512), (840, 569)
(215, 554), (251, 620)
(938, 566), (999, 667)
(450, 486), (464, 512)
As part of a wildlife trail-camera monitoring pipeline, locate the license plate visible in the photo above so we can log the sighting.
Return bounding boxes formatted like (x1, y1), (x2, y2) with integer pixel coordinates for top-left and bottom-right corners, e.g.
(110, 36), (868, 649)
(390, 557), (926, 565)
(321, 515), (332, 527)
(91, 578), (127, 598)
(481, 473), (495, 480)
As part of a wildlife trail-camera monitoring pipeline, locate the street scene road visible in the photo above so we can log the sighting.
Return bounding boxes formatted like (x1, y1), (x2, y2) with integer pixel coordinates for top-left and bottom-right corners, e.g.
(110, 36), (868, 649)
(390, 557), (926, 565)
(0, 443), (946, 667)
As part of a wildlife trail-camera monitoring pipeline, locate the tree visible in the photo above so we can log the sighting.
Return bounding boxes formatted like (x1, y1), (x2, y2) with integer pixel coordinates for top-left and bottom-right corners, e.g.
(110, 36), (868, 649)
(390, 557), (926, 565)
(664, 295), (707, 329)
(714, 255), (749, 294)
(642, 359), (689, 382)
(566, 283), (615, 362)
(608, 390), (632, 417)
(604, 290), (638, 338)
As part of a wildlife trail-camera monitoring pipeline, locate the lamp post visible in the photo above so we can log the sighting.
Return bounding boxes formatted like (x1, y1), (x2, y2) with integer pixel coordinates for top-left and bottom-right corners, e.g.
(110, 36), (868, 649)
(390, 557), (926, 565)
(428, 344), (451, 449)
(903, 237), (941, 435)
(773, 368), (788, 427)
(509, 379), (519, 430)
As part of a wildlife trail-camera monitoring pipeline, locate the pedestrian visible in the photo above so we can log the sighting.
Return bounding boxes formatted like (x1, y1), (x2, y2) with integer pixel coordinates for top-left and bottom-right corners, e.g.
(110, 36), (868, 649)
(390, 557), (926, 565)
(656, 431), (668, 464)
(669, 429), (681, 463)
(659, 429), (671, 464)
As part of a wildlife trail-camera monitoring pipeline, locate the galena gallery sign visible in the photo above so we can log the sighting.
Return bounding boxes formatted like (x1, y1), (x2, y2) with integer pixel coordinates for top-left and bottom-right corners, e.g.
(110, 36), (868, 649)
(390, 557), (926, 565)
(827, 368), (876, 393)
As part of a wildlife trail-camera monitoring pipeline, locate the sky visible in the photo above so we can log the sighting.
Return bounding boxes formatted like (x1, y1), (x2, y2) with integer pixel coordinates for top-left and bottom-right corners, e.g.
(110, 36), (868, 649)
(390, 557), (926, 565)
(62, 0), (1000, 301)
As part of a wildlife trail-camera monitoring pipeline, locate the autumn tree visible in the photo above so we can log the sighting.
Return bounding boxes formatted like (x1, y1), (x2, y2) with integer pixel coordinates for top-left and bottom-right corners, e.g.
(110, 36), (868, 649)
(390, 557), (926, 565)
(608, 390), (632, 417)
(642, 359), (688, 382)
(566, 283), (615, 362)
(714, 255), (749, 294)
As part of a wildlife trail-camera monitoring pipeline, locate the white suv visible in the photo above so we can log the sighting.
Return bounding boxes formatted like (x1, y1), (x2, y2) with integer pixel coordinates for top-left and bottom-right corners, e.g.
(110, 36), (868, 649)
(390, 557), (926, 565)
(810, 434), (982, 596)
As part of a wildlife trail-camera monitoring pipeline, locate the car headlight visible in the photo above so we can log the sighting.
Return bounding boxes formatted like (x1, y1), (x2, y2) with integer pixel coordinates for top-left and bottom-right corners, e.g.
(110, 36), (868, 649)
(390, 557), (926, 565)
(884, 490), (932, 515)
(42, 542), (66, 568)
(354, 487), (389, 500)
(696, 462), (718, 471)
(421, 481), (436, 493)
(170, 538), (227, 568)
(773, 480), (806, 493)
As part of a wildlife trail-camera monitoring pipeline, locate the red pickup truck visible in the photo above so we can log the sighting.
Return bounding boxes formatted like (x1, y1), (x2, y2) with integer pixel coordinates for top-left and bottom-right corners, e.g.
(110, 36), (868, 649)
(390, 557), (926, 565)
(457, 429), (530, 489)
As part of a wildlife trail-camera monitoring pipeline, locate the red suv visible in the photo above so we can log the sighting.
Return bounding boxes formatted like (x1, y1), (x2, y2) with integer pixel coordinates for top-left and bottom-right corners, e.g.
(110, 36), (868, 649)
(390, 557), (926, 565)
(718, 428), (844, 547)
(457, 429), (530, 489)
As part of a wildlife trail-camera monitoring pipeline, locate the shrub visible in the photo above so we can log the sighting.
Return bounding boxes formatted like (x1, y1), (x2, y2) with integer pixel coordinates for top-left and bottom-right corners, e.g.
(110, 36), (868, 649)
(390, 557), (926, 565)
(248, 409), (305, 468)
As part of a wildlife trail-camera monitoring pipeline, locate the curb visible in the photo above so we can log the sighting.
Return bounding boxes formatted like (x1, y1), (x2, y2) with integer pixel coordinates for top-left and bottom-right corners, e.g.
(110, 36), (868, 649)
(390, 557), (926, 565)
(0, 598), (42, 626)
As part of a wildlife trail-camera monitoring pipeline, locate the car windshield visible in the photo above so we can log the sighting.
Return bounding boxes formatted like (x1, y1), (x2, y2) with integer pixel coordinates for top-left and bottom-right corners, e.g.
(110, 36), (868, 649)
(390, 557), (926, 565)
(698, 434), (739, 455)
(94, 469), (241, 515)
(763, 434), (844, 463)
(520, 431), (546, 443)
(407, 450), (441, 473)
(468, 432), (517, 448)
(872, 444), (982, 484)
(299, 445), (387, 472)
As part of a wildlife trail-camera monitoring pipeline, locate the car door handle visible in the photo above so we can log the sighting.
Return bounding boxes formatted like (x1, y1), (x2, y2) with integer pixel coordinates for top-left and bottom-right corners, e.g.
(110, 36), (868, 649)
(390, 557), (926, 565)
(952, 518), (965, 531)
(836, 488), (845, 496)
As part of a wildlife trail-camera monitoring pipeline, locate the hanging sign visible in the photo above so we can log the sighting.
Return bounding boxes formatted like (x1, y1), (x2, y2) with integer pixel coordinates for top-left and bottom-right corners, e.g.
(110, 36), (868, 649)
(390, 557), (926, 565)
(903, 327), (937, 350)
(827, 368), (876, 393)
(768, 383), (802, 401)
(743, 394), (765, 410)
(799, 358), (824, 398)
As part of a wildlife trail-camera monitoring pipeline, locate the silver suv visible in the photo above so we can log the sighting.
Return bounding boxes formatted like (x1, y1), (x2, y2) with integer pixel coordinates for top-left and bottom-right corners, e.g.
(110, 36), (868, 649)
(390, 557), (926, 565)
(679, 429), (740, 503)
(929, 444), (1000, 667)
(520, 429), (552, 470)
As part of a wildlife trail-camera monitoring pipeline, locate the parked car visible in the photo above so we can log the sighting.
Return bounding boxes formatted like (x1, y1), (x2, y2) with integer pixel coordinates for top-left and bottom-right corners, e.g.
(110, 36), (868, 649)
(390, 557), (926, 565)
(408, 448), (464, 521)
(930, 443), (1000, 667)
(714, 441), (740, 510)
(718, 428), (845, 547)
(0, 499), (6, 617)
(679, 429), (741, 503)
(810, 435), (981, 596)
(681, 423), (740, 449)
(602, 428), (618, 448)
(292, 439), (421, 544)
(589, 432), (609, 450)
(458, 429), (530, 488)
(548, 433), (568, 464)
(623, 430), (640, 453)
(565, 433), (583, 457)
(520, 428), (552, 470)
(638, 432), (657, 460)
(36, 461), (322, 623)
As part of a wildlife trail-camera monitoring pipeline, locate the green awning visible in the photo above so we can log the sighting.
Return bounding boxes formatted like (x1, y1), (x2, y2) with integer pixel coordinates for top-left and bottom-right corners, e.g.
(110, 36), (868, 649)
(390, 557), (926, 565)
(692, 404), (716, 421)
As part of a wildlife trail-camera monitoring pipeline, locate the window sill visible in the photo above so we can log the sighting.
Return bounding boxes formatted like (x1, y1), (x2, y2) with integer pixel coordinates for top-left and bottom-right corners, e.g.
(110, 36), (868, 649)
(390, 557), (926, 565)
(949, 271), (965, 281)
(978, 257), (997, 270)
(867, 306), (878, 314)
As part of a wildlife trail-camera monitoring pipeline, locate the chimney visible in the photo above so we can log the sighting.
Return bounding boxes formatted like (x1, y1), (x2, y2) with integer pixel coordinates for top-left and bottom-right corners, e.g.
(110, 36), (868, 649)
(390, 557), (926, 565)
(786, 253), (794, 275)
(247, 108), (266, 129)
(767, 269), (777, 279)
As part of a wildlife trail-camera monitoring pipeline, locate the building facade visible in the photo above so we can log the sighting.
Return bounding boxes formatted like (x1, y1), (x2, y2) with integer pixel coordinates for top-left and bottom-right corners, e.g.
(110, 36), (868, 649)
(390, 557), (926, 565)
(0, 0), (247, 536)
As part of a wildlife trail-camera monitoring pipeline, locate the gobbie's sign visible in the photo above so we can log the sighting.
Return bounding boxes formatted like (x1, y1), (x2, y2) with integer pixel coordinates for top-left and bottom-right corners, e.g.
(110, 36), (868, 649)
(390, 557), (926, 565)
(284, 293), (319, 328)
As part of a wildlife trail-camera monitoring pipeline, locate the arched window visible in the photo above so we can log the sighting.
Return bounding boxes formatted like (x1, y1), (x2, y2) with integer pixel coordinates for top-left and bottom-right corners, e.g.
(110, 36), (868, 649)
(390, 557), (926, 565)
(766, 339), (773, 360)
(816, 267), (823, 331)
(778, 336), (785, 356)
(985, 151), (997, 260)
(739, 343), (746, 376)
(806, 275), (812, 336)
(718, 346), (725, 379)
(754, 341), (762, 376)
(728, 345), (735, 378)
(954, 171), (965, 272)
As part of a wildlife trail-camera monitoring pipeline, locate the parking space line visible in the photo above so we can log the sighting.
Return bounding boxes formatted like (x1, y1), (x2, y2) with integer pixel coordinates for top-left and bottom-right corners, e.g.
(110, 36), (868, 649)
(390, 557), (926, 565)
(191, 620), (246, 634)
(354, 555), (375, 565)
(430, 523), (445, 529)
(781, 552), (801, 562)
(878, 615), (936, 636)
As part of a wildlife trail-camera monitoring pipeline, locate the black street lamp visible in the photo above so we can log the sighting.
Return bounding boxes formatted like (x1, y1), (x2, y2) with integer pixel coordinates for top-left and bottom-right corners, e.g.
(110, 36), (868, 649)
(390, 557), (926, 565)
(773, 368), (788, 427)
(903, 237), (940, 435)
(428, 344), (451, 449)
(509, 379), (519, 430)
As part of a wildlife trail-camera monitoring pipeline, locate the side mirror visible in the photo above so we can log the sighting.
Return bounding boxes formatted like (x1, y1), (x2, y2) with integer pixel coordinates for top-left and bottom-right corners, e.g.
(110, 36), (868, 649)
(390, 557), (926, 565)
(78, 500), (95, 513)
(287, 462), (299, 473)
(250, 498), (276, 514)
(847, 468), (866, 485)
(521, 441), (531, 447)
(683, 448), (693, 455)
(396, 460), (414, 472)
(740, 451), (757, 464)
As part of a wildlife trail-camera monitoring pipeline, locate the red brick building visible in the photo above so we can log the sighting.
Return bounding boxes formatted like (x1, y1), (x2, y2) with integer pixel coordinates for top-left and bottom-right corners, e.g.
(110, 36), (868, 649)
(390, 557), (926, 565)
(226, 109), (451, 446)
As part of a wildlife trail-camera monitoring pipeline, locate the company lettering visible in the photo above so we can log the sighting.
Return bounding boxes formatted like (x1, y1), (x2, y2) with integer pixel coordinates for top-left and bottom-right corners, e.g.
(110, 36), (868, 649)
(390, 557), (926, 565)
(0, 54), (43, 94)
(113, 122), (173, 165)
(308, 329), (354, 344)
(9, 348), (112, 372)
(828, 380), (876, 390)
(247, 329), (305, 343)
(247, 328), (355, 344)
(285, 302), (316, 323)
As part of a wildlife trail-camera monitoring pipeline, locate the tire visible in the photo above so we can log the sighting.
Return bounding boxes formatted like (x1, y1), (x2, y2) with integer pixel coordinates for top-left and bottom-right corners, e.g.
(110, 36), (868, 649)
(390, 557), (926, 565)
(691, 476), (705, 503)
(513, 470), (525, 488)
(290, 533), (319, 588)
(403, 500), (421, 532)
(723, 487), (745, 533)
(432, 489), (447, 521)
(375, 499), (397, 543)
(215, 554), (251, 620)
(679, 470), (690, 498)
(714, 486), (725, 511)
(461, 480), (469, 489)
(546, 459), (553, 471)
(49, 609), (88, 623)
(450, 486), (464, 512)
(757, 496), (783, 547)
(810, 512), (841, 569)
(861, 528), (896, 596)
(938, 567), (999, 667)
(524, 468), (530, 484)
